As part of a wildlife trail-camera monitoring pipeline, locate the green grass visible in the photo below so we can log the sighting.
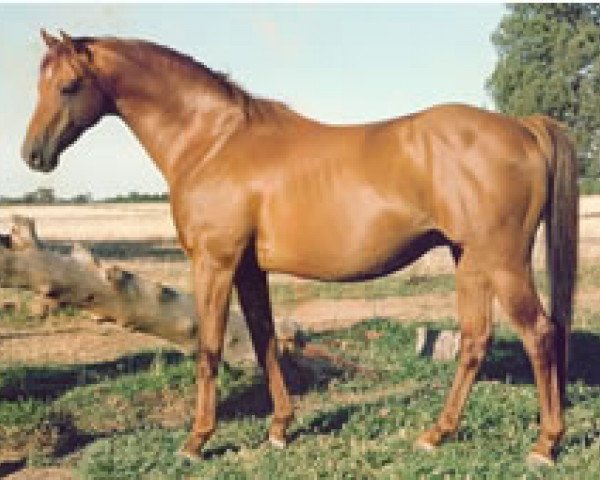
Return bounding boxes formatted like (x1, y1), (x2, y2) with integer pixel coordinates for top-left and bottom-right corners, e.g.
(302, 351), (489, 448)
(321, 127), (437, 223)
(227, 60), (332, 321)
(579, 177), (600, 195)
(1, 318), (600, 478)
(268, 273), (456, 306)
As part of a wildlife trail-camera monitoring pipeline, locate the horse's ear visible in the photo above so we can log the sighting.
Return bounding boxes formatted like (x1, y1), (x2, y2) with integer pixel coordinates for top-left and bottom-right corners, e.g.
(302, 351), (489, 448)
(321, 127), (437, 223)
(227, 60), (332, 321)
(40, 29), (60, 49)
(59, 30), (77, 55)
(59, 30), (92, 69)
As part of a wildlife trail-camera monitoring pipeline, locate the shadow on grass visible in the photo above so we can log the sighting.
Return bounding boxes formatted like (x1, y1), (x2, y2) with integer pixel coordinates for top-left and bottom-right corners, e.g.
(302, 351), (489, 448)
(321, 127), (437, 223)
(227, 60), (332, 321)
(0, 349), (186, 400)
(290, 405), (358, 442)
(202, 443), (241, 460)
(0, 459), (26, 478)
(0, 418), (106, 478)
(480, 330), (600, 387)
(217, 354), (352, 421)
(218, 380), (272, 419)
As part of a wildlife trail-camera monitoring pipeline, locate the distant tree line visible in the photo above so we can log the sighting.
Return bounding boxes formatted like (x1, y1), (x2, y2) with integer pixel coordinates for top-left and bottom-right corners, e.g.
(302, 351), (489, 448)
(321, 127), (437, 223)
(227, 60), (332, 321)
(0, 188), (169, 205)
(0, 187), (91, 205)
(101, 191), (169, 203)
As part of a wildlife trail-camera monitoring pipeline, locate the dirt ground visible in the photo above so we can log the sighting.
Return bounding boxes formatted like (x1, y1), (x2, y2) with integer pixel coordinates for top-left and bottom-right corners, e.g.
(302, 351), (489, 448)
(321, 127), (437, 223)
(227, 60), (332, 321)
(6, 467), (74, 480)
(0, 321), (176, 365)
(3, 285), (600, 366)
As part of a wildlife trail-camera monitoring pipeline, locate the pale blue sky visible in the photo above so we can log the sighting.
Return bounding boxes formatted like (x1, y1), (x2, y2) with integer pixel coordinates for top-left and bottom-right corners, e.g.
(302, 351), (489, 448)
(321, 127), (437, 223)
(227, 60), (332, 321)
(0, 3), (505, 198)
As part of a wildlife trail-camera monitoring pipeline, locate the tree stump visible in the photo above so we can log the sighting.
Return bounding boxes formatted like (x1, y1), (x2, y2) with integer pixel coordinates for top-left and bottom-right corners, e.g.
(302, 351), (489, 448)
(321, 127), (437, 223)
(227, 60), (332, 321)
(415, 326), (461, 361)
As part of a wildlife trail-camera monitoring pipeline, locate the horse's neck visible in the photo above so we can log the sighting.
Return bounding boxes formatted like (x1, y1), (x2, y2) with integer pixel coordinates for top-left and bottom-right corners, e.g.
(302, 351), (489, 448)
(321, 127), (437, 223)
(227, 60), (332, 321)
(116, 87), (244, 184)
(94, 43), (245, 185)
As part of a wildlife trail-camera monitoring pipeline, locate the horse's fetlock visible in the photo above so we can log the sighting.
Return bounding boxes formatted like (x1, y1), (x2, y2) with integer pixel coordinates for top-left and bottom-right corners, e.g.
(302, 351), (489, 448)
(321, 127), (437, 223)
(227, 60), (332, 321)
(543, 418), (565, 443)
(438, 413), (459, 434)
(192, 421), (216, 439)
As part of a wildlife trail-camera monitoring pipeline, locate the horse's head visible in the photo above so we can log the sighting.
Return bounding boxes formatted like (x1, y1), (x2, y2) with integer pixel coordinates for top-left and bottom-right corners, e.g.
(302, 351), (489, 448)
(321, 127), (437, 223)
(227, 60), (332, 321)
(22, 30), (112, 173)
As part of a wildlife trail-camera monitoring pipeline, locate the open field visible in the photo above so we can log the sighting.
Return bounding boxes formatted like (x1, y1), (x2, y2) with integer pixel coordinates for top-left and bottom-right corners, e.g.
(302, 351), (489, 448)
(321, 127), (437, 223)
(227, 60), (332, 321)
(1, 199), (600, 477)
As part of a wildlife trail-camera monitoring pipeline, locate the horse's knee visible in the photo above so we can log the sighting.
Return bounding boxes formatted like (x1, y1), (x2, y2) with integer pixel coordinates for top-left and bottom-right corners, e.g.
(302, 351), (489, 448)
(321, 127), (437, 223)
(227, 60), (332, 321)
(534, 316), (555, 344)
(438, 411), (460, 433)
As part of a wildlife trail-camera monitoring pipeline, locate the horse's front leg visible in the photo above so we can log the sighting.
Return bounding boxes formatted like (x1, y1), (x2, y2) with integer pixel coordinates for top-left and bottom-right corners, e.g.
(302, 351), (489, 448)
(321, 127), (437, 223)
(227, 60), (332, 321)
(178, 249), (237, 461)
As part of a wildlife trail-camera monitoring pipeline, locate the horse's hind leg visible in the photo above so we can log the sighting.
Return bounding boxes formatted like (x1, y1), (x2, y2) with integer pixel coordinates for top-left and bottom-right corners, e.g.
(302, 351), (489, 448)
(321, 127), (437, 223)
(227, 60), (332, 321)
(491, 267), (563, 465)
(416, 252), (493, 450)
(235, 247), (294, 448)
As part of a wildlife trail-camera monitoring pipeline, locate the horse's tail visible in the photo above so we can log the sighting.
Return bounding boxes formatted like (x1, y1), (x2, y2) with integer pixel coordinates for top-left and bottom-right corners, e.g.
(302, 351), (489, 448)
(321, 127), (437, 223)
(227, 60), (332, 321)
(538, 117), (578, 403)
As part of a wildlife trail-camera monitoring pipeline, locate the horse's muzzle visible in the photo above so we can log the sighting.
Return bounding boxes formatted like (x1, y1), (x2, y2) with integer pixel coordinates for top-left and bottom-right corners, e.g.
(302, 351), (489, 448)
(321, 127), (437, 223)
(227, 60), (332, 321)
(21, 138), (58, 173)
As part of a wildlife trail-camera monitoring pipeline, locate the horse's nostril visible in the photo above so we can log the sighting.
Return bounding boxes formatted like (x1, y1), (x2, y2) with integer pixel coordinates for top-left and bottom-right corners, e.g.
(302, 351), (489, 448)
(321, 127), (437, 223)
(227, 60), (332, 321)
(28, 150), (44, 169)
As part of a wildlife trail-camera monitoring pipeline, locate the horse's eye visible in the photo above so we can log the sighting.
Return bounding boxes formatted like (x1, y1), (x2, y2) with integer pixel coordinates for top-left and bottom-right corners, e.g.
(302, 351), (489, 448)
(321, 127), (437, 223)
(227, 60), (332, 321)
(60, 78), (82, 95)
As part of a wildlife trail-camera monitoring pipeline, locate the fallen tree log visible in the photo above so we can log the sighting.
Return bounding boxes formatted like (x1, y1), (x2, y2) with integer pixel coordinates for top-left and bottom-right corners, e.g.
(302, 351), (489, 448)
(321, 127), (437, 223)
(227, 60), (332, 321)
(0, 216), (270, 362)
(0, 216), (197, 348)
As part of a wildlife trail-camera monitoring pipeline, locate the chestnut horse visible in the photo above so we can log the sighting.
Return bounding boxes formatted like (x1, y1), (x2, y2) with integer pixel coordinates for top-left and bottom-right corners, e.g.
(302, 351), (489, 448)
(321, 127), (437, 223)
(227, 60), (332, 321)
(22, 31), (578, 465)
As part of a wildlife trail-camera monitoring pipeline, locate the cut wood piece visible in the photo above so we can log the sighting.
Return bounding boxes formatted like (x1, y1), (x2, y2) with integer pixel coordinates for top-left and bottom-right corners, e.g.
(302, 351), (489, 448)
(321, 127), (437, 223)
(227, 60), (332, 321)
(415, 327), (461, 361)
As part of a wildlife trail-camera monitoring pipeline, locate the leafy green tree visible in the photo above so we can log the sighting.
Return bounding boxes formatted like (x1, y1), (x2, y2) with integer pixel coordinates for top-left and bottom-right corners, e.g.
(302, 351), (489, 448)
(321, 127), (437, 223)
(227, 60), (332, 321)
(487, 4), (600, 176)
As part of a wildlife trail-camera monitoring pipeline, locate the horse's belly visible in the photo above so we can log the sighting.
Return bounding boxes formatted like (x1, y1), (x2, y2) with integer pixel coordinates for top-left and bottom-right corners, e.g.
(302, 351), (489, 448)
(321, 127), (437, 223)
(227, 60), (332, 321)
(256, 204), (434, 280)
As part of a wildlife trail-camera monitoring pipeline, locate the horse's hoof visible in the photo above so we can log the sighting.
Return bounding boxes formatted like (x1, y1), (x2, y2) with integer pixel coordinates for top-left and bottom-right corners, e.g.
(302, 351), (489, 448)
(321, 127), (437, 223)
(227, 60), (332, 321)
(176, 447), (202, 463)
(269, 435), (287, 449)
(526, 451), (554, 467)
(177, 431), (211, 461)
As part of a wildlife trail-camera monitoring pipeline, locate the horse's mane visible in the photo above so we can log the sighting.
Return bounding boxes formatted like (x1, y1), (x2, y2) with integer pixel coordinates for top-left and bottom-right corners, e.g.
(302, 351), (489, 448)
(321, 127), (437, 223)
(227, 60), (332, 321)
(76, 36), (287, 121)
